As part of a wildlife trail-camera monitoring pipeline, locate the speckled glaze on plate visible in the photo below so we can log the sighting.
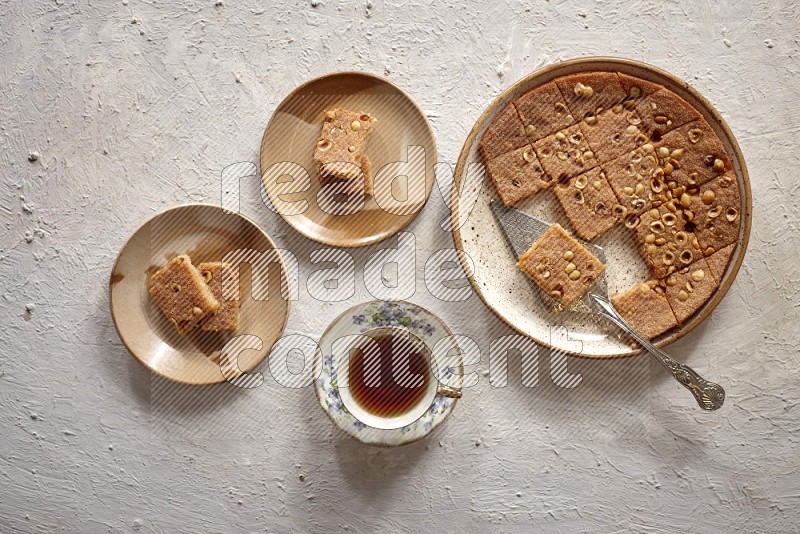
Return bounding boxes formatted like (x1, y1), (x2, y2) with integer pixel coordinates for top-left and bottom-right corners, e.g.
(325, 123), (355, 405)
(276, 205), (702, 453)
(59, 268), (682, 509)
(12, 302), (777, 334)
(450, 57), (751, 358)
(312, 300), (463, 447)
(260, 71), (437, 248)
(109, 204), (291, 385)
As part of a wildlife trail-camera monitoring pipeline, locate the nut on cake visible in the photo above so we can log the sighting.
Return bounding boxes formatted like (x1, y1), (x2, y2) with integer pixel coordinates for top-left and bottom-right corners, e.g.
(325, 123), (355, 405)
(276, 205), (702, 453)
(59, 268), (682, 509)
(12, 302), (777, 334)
(517, 223), (606, 307)
(197, 262), (240, 332)
(148, 255), (220, 334)
(314, 108), (376, 195)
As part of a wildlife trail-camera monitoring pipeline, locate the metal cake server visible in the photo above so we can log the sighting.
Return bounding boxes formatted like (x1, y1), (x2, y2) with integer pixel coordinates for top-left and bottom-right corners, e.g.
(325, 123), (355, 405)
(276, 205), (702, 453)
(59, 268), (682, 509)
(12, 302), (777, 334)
(490, 199), (725, 411)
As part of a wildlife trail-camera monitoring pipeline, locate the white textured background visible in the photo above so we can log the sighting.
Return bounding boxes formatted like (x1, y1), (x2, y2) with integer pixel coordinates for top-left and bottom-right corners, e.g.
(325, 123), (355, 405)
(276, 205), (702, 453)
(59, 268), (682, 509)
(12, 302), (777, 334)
(1, 0), (799, 532)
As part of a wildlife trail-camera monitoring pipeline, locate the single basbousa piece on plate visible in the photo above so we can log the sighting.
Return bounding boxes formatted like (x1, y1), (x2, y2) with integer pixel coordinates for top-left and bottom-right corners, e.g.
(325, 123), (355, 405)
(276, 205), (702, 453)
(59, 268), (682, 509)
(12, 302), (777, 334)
(554, 72), (627, 123)
(478, 102), (530, 162)
(148, 255), (220, 334)
(517, 223), (606, 307)
(612, 280), (678, 340)
(314, 108), (377, 195)
(534, 123), (598, 184)
(661, 258), (718, 324)
(485, 144), (552, 206)
(552, 167), (619, 241)
(197, 262), (240, 332)
(512, 81), (576, 142)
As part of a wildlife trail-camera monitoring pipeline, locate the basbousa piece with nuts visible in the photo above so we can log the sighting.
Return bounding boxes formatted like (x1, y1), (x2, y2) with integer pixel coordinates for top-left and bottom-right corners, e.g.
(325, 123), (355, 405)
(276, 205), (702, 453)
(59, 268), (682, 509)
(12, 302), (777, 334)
(634, 88), (701, 139)
(533, 123), (598, 184)
(602, 142), (660, 217)
(517, 223), (606, 307)
(688, 172), (741, 253)
(197, 262), (240, 332)
(655, 119), (731, 187)
(314, 108), (376, 195)
(554, 72), (627, 123)
(661, 258), (717, 324)
(479, 103), (530, 162)
(617, 72), (663, 101)
(552, 167), (619, 241)
(148, 255), (220, 334)
(705, 242), (735, 283)
(611, 280), (678, 340)
(513, 81), (576, 143)
(633, 204), (702, 280)
(581, 104), (649, 163)
(485, 144), (552, 205)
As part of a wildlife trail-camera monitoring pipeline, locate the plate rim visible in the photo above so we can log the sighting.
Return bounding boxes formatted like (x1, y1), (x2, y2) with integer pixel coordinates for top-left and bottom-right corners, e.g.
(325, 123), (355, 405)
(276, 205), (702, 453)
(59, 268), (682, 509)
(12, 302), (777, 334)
(259, 70), (438, 248)
(449, 56), (752, 360)
(108, 203), (292, 385)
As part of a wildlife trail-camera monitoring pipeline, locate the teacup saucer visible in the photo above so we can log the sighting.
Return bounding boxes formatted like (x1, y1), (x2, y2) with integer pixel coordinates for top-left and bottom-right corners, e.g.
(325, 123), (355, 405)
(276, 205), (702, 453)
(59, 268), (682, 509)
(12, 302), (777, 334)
(313, 300), (463, 447)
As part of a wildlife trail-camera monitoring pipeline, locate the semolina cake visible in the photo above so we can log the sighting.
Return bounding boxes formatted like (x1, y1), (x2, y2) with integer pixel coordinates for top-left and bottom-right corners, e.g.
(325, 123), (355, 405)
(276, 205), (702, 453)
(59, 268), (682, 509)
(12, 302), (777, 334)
(149, 255), (220, 334)
(517, 223), (606, 307)
(477, 69), (743, 333)
(612, 281), (678, 340)
(314, 108), (377, 195)
(533, 123), (598, 184)
(485, 145), (552, 205)
(479, 103), (530, 162)
(197, 262), (240, 332)
(661, 258), (718, 324)
(513, 82), (575, 142)
(552, 167), (619, 241)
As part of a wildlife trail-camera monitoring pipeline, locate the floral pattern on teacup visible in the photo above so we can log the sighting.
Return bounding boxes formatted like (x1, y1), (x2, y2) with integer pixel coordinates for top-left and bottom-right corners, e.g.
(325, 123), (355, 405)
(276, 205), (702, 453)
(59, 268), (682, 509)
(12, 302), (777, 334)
(314, 300), (461, 447)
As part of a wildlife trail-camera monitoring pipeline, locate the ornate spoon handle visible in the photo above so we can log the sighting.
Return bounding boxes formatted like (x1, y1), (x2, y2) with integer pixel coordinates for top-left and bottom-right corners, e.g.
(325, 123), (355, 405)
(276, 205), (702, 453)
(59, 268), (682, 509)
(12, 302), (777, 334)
(590, 294), (725, 411)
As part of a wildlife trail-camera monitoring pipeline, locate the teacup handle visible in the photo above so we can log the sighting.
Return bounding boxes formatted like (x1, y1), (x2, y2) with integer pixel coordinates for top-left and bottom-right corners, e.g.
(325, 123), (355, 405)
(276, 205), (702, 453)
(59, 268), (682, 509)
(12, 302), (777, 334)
(437, 384), (462, 399)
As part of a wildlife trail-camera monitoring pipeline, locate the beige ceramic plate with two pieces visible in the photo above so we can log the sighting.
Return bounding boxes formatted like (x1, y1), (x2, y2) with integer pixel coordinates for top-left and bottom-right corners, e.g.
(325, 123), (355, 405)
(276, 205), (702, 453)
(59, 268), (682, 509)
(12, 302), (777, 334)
(451, 57), (752, 358)
(260, 71), (437, 248)
(110, 204), (290, 384)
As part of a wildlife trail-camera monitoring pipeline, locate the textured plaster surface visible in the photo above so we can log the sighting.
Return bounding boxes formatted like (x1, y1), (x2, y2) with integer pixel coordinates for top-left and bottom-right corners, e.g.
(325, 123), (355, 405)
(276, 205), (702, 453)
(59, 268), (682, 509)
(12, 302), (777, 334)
(1, 0), (799, 532)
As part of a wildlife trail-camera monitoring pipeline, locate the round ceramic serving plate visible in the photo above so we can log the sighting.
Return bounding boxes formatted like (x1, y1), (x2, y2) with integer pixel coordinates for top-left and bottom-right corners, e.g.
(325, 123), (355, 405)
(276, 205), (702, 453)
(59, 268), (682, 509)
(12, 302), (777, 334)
(110, 204), (291, 384)
(451, 57), (751, 359)
(260, 71), (437, 248)
(313, 300), (463, 447)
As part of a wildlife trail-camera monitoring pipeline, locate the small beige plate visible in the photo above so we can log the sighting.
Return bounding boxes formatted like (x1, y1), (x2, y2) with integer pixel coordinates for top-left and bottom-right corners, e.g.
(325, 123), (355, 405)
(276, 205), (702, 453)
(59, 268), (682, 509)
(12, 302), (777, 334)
(260, 71), (437, 248)
(110, 204), (291, 384)
(451, 57), (752, 358)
